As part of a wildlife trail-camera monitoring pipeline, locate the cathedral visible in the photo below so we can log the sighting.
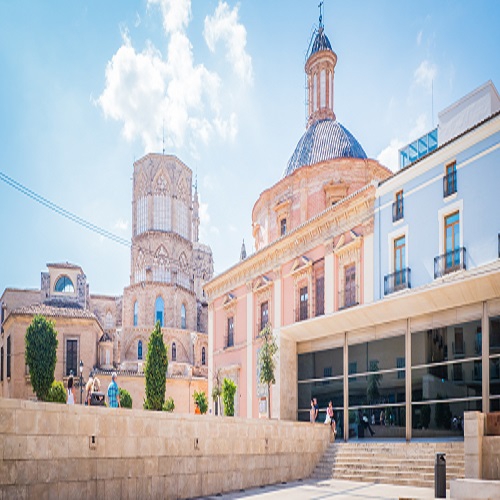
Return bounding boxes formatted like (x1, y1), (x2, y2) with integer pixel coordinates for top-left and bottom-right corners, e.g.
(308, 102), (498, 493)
(0, 153), (214, 411)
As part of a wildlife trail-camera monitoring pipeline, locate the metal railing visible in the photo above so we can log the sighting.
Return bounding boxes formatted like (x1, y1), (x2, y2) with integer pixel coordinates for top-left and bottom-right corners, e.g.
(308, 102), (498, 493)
(434, 247), (466, 278)
(384, 268), (411, 295)
(443, 170), (457, 197)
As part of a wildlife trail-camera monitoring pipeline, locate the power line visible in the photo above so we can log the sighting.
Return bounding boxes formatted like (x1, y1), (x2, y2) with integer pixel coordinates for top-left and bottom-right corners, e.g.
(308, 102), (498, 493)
(0, 170), (131, 247)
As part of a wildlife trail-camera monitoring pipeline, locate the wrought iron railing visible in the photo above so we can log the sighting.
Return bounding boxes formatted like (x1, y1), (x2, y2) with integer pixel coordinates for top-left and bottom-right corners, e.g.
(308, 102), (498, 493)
(338, 285), (359, 310)
(434, 247), (466, 278)
(392, 199), (404, 222)
(384, 268), (411, 295)
(443, 170), (457, 197)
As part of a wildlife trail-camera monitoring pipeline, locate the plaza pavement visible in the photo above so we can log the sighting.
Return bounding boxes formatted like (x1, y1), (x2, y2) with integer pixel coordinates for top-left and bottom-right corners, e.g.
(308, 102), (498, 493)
(203, 478), (449, 500)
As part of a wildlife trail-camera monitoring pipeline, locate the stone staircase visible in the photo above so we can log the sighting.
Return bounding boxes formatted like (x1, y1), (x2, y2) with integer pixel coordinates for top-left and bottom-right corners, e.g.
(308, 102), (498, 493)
(311, 440), (464, 488)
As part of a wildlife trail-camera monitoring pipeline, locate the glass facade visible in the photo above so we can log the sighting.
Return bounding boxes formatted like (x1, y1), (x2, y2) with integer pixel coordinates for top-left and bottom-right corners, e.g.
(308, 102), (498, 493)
(399, 128), (438, 169)
(490, 316), (500, 411)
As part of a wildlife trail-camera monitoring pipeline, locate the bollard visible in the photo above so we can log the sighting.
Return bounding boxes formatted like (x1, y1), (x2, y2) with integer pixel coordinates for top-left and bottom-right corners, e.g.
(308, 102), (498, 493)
(434, 452), (446, 498)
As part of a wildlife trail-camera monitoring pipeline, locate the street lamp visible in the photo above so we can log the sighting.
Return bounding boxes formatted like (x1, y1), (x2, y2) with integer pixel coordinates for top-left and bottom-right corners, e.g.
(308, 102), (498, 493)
(79, 360), (84, 404)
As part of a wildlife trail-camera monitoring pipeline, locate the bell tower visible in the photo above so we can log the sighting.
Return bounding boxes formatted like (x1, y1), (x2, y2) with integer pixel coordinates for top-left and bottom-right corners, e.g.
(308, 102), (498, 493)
(305, 5), (337, 127)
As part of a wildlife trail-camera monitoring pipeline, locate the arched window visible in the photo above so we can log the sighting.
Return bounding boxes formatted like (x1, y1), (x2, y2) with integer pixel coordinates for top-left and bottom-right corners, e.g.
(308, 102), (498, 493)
(54, 276), (74, 293)
(133, 301), (138, 327)
(155, 296), (164, 327)
(172, 342), (177, 361)
(202, 347), (206, 366)
(138, 340), (143, 360)
(181, 304), (186, 329)
(105, 311), (114, 329)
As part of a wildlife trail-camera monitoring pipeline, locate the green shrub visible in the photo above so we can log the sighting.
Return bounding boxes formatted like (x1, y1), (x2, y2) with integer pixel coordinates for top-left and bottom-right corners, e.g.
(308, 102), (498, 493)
(119, 388), (133, 409)
(193, 390), (208, 414)
(46, 381), (66, 404)
(163, 396), (175, 412)
(25, 315), (58, 401)
(222, 377), (237, 416)
(144, 321), (168, 411)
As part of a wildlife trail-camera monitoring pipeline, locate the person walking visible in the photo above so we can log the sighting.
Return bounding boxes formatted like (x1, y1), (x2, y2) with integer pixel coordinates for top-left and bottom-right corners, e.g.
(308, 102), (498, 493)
(326, 400), (336, 439)
(313, 397), (319, 423)
(107, 372), (121, 408)
(66, 375), (75, 405)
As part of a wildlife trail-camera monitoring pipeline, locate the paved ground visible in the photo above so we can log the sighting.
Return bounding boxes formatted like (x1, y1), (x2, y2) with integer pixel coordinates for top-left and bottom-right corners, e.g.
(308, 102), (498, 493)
(202, 478), (449, 500)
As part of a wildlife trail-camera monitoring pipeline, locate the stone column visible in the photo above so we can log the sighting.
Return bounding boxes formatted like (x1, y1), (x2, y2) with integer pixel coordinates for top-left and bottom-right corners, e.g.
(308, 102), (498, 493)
(324, 242), (334, 314)
(464, 411), (484, 479)
(246, 282), (253, 418)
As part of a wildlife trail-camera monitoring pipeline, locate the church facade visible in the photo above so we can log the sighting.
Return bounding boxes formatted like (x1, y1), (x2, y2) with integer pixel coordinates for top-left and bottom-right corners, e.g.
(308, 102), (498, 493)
(205, 18), (500, 442)
(0, 154), (214, 412)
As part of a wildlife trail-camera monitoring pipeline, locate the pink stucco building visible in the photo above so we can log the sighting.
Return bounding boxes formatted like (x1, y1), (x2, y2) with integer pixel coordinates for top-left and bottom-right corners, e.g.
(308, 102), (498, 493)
(205, 20), (391, 419)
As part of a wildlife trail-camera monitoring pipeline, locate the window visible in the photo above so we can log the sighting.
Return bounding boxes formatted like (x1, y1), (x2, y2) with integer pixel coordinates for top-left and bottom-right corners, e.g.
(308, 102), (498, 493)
(260, 301), (269, 331)
(138, 340), (143, 360)
(227, 317), (234, 347)
(133, 301), (138, 327)
(105, 311), (113, 329)
(155, 296), (164, 327)
(54, 276), (74, 293)
(280, 218), (287, 236)
(181, 304), (186, 329)
(443, 162), (457, 197)
(323, 366), (332, 378)
(348, 361), (357, 381)
(175, 200), (190, 239)
(136, 196), (149, 235)
(445, 211), (460, 270)
(315, 276), (324, 317)
(299, 286), (308, 321)
(454, 328), (465, 356)
(344, 264), (356, 307)
(202, 347), (206, 365)
(6, 337), (11, 378)
(172, 342), (177, 361)
(392, 191), (404, 222)
(313, 73), (318, 111)
(153, 194), (171, 231)
(320, 69), (326, 108)
(394, 235), (406, 288)
(397, 357), (405, 379)
(65, 339), (77, 377)
(1, 346), (4, 381)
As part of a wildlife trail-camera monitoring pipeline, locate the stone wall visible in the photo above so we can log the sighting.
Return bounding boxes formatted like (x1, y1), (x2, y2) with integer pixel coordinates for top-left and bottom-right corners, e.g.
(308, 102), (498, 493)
(0, 397), (330, 499)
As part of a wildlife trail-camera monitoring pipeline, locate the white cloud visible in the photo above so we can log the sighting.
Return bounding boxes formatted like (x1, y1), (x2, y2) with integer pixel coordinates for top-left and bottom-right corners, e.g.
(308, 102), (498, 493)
(204, 2), (253, 84)
(416, 30), (423, 46)
(414, 60), (437, 91)
(98, 1), (250, 153)
(114, 218), (129, 231)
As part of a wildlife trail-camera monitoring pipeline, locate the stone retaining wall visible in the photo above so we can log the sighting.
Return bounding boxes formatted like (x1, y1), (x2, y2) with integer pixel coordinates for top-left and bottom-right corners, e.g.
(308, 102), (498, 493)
(0, 397), (330, 499)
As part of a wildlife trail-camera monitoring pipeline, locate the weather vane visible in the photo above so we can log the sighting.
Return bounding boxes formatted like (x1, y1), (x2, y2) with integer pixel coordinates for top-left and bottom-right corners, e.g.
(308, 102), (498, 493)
(318, 1), (324, 28)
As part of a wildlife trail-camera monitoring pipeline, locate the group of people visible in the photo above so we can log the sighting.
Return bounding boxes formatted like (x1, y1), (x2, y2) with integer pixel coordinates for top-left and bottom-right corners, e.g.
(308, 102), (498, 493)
(66, 371), (121, 408)
(310, 398), (337, 439)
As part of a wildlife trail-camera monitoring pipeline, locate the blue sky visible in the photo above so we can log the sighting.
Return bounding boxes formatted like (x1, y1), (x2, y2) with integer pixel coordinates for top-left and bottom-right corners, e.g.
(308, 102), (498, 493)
(1, 0), (499, 296)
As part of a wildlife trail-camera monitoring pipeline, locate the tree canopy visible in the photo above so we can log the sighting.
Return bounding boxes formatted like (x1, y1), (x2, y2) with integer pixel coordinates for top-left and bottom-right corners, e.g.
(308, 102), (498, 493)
(144, 321), (168, 410)
(258, 323), (278, 418)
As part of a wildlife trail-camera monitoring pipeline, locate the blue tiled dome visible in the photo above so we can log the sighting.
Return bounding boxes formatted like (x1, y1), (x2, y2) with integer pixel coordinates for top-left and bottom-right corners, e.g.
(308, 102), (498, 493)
(283, 119), (367, 178)
(309, 27), (332, 57)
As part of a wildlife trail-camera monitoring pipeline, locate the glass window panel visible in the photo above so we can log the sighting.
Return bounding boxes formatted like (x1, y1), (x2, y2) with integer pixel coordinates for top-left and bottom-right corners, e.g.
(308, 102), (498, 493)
(490, 317), (500, 354)
(348, 369), (405, 407)
(298, 347), (343, 381)
(297, 380), (344, 419)
(411, 360), (482, 403)
(348, 407), (405, 439)
(412, 400), (481, 438)
(349, 336), (405, 372)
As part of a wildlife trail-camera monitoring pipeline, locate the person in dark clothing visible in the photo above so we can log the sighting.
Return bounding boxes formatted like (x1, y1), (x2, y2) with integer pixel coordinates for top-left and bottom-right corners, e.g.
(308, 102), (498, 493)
(359, 410), (375, 436)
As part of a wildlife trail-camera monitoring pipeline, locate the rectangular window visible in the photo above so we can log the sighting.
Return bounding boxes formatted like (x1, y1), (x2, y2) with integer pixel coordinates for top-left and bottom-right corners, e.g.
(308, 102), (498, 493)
(454, 328), (464, 356)
(397, 357), (405, 379)
(313, 74), (318, 111)
(320, 69), (326, 108)
(1, 346), (3, 381)
(344, 264), (356, 307)
(280, 218), (287, 236)
(443, 162), (457, 197)
(65, 339), (78, 377)
(299, 286), (308, 321)
(394, 235), (406, 287)
(260, 301), (269, 332)
(315, 276), (324, 317)
(323, 366), (332, 385)
(6, 336), (11, 379)
(444, 211), (460, 270)
(392, 191), (404, 222)
(227, 317), (234, 348)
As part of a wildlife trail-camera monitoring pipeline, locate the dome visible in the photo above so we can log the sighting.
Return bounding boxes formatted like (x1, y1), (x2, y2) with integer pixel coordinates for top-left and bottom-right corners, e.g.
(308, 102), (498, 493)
(309, 27), (332, 57)
(283, 119), (367, 178)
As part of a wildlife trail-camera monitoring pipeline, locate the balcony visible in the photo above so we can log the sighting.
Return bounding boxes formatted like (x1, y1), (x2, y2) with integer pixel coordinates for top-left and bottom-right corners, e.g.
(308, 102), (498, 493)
(443, 170), (457, 197)
(384, 268), (411, 295)
(434, 247), (467, 278)
(338, 285), (359, 310)
(392, 200), (404, 222)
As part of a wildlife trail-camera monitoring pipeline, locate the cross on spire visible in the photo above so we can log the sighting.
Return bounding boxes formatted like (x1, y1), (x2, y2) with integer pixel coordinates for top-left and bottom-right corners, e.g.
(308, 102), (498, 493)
(318, 1), (324, 28)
